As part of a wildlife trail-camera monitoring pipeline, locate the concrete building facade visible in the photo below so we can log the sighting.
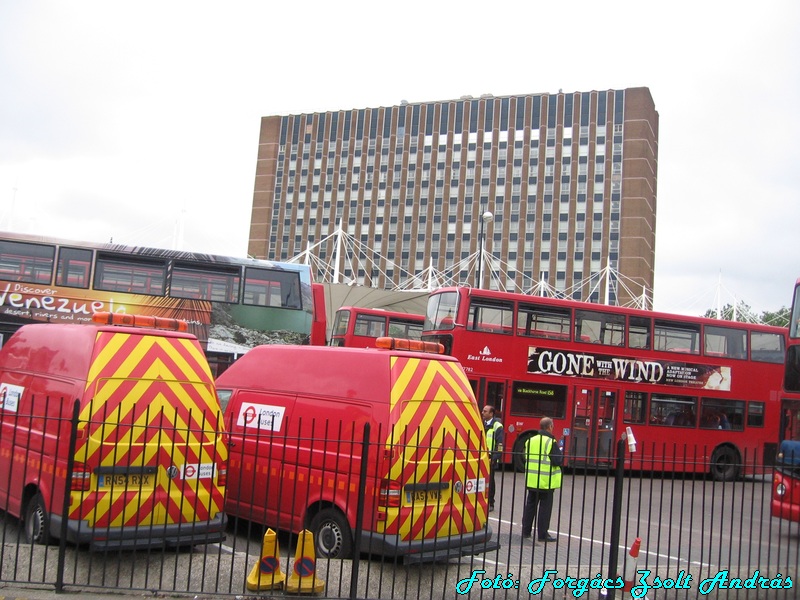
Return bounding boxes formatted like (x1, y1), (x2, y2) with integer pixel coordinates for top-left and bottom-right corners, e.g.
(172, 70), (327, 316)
(248, 87), (658, 305)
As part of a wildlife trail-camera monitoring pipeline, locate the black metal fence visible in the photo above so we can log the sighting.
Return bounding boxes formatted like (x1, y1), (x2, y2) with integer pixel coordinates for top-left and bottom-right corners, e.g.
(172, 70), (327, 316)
(1, 401), (799, 599)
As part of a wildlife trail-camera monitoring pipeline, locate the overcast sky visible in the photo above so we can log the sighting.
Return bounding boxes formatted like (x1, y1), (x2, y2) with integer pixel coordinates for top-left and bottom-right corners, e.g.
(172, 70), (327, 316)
(1, 1), (799, 316)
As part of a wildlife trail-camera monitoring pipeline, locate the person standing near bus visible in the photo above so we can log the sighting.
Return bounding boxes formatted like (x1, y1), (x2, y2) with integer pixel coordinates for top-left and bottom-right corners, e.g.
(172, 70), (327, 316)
(482, 404), (504, 512)
(521, 417), (563, 542)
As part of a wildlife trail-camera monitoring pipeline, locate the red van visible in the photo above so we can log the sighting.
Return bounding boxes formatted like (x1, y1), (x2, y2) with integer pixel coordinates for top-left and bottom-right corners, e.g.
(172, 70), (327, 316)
(217, 339), (498, 562)
(0, 315), (227, 549)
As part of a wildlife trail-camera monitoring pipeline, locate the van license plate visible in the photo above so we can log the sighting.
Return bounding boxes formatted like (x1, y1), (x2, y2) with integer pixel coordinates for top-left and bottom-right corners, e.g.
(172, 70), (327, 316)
(407, 490), (439, 503)
(102, 474), (152, 487)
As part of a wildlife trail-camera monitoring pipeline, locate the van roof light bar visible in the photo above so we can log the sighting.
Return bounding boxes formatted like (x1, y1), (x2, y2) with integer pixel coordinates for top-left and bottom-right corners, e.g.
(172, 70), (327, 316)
(375, 337), (444, 354)
(92, 312), (189, 332)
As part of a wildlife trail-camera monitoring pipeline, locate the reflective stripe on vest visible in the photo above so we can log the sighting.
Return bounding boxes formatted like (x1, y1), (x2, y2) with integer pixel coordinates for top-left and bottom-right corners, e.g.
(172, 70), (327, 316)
(486, 420), (502, 452)
(524, 434), (562, 489)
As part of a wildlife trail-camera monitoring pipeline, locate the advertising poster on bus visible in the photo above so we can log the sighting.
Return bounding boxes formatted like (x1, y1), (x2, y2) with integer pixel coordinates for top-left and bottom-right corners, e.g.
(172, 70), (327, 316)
(526, 346), (731, 391)
(0, 281), (213, 342)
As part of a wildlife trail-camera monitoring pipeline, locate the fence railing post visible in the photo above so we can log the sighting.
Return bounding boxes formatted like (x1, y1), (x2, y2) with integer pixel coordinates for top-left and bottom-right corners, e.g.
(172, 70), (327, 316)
(606, 437), (626, 600)
(349, 421), (370, 600)
(606, 427), (637, 600)
(56, 399), (81, 593)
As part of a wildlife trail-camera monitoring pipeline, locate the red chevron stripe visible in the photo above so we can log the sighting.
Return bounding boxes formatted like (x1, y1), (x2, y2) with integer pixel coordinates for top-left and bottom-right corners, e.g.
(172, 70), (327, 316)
(392, 358), (472, 408)
(92, 334), (212, 387)
(435, 505), (459, 534)
(69, 332), (225, 529)
(91, 332), (142, 367)
(86, 378), (218, 430)
(87, 336), (217, 417)
(95, 444), (141, 471)
(116, 340), (200, 383)
(404, 505), (433, 540)
(383, 357), (491, 543)
(86, 381), (219, 438)
(166, 484), (217, 522)
(393, 398), (482, 448)
(71, 489), (107, 519)
(391, 421), (483, 485)
(408, 368), (468, 406)
(104, 491), (143, 527)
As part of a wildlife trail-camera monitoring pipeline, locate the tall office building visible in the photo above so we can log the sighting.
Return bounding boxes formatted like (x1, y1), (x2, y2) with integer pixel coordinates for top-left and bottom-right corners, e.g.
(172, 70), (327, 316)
(248, 87), (658, 306)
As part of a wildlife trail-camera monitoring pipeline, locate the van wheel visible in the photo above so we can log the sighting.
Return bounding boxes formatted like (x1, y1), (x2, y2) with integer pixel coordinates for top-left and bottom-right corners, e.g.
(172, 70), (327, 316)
(25, 493), (51, 545)
(710, 446), (740, 482)
(310, 509), (353, 559)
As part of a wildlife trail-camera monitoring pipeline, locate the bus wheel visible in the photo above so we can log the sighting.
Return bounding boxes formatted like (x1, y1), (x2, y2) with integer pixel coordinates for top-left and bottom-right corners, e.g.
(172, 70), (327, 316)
(25, 493), (51, 545)
(710, 446), (740, 482)
(512, 434), (535, 473)
(310, 508), (353, 559)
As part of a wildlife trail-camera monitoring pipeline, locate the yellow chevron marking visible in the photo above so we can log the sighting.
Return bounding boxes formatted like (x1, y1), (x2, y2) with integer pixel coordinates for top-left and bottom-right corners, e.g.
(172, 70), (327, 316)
(85, 331), (130, 382)
(389, 357), (416, 408)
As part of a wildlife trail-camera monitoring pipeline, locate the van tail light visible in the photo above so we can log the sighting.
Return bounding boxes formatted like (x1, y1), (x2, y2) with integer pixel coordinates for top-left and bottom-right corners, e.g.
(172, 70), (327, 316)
(71, 463), (92, 492)
(379, 480), (402, 508)
(216, 464), (227, 487)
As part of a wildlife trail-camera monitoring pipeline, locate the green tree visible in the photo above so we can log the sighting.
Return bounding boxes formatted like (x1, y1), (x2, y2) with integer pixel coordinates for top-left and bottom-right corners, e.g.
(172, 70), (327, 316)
(702, 302), (758, 323)
(702, 303), (789, 327)
(760, 306), (790, 328)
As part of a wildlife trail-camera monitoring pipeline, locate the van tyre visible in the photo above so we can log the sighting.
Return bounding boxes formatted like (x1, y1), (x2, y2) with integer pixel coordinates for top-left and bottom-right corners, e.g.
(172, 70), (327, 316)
(310, 509), (353, 559)
(710, 446), (740, 482)
(25, 493), (51, 545)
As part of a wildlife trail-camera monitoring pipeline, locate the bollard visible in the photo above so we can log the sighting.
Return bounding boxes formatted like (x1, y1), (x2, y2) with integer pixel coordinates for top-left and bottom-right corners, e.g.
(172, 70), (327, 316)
(286, 529), (325, 594)
(621, 537), (642, 596)
(246, 528), (286, 591)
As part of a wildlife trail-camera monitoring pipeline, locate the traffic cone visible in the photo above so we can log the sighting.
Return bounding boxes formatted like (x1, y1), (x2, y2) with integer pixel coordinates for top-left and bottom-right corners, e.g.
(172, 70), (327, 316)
(286, 529), (325, 594)
(622, 537), (643, 596)
(246, 528), (286, 591)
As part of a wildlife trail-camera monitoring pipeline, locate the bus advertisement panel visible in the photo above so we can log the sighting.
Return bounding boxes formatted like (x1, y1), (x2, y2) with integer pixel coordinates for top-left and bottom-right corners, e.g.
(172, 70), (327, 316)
(329, 306), (424, 348)
(423, 287), (786, 480)
(526, 347), (732, 390)
(0, 232), (320, 371)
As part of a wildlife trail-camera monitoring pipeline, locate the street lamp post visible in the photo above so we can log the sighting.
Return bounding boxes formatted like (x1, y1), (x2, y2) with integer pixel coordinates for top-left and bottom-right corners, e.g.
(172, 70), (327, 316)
(476, 210), (494, 288)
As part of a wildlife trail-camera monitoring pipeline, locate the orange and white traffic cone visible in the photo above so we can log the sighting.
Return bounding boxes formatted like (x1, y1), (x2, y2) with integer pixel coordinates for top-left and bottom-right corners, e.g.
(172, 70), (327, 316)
(246, 528), (286, 591)
(286, 529), (325, 594)
(622, 537), (643, 597)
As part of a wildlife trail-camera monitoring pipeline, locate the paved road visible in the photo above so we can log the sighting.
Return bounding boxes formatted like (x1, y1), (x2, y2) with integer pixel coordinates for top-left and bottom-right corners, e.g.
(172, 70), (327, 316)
(486, 469), (786, 570)
(1, 471), (797, 599)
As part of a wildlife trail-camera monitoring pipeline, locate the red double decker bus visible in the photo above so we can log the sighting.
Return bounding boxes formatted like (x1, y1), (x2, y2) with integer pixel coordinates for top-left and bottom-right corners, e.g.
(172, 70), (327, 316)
(423, 287), (786, 480)
(773, 279), (800, 521)
(329, 306), (424, 348)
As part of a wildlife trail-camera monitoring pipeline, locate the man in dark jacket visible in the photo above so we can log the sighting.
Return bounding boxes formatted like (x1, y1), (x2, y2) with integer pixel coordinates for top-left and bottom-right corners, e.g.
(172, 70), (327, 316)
(521, 416), (563, 542)
(482, 404), (504, 512)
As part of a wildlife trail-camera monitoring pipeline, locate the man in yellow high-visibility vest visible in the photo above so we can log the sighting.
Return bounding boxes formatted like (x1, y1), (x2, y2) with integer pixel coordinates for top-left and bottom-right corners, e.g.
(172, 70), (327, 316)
(521, 416), (563, 542)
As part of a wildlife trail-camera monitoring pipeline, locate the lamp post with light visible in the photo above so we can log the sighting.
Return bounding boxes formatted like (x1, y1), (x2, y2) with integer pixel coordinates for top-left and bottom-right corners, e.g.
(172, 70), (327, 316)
(476, 210), (494, 289)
